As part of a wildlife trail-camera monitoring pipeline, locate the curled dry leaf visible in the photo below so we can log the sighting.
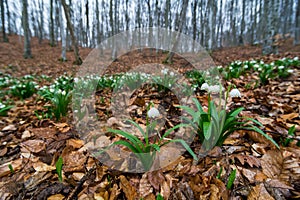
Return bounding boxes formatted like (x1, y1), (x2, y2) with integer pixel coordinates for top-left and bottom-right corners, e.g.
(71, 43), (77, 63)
(32, 161), (56, 172)
(66, 139), (84, 149)
(147, 170), (165, 191)
(248, 183), (275, 200)
(2, 124), (17, 131)
(261, 149), (300, 190)
(231, 154), (261, 168)
(21, 139), (46, 153)
(139, 173), (153, 198)
(47, 194), (65, 200)
(0, 159), (23, 178)
(62, 151), (86, 172)
(119, 175), (137, 200)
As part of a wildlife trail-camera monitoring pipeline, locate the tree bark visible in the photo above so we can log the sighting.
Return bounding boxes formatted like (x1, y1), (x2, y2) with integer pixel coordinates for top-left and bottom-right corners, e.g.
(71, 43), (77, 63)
(22, 0), (32, 58)
(61, 0), (82, 65)
(1, 0), (8, 42)
(294, 0), (300, 45)
(165, 0), (189, 63)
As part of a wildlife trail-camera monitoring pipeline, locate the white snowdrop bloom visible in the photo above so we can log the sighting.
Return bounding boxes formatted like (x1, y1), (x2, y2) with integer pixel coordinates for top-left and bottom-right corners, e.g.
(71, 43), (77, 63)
(250, 60), (256, 64)
(200, 83), (209, 91)
(254, 64), (259, 68)
(270, 62), (275, 66)
(229, 88), (241, 98)
(294, 56), (299, 60)
(229, 66), (233, 70)
(74, 110), (78, 113)
(0, 103), (5, 109)
(61, 90), (66, 96)
(244, 65), (248, 69)
(217, 65), (222, 69)
(278, 65), (285, 69)
(237, 61), (242, 65)
(287, 69), (294, 73)
(168, 83), (172, 87)
(258, 67), (262, 71)
(49, 88), (55, 93)
(74, 77), (79, 83)
(208, 85), (221, 93)
(170, 71), (175, 76)
(161, 68), (169, 75)
(147, 107), (160, 118)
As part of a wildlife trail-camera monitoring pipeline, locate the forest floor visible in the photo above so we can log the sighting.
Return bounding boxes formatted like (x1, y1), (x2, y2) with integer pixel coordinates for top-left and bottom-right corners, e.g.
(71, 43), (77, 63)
(0, 35), (300, 200)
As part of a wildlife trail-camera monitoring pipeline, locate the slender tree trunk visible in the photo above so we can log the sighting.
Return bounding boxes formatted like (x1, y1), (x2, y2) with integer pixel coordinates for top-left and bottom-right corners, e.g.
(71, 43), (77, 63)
(59, 0), (66, 61)
(50, 0), (55, 46)
(1, 0), (8, 42)
(95, 0), (100, 44)
(22, 0), (32, 58)
(61, 0), (82, 65)
(294, 0), (300, 45)
(262, 0), (278, 54)
(85, 0), (89, 46)
(4, 0), (10, 34)
(239, 0), (246, 45)
(165, 0), (189, 63)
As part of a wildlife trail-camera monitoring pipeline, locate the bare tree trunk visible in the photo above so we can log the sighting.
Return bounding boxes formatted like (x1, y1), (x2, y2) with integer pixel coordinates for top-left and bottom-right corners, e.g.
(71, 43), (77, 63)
(294, 0), (300, 45)
(85, 0), (89, 46)
(59, 0), (66, 61)
(4, 0), (10, 34)
(22, 0), (32, 58)
(165, 0), (189, 63)
(50, 0), (55, 46)
(239, 0), (246, 45)
(38, 0), (43, 44)
(262, 0), (278, 54)
(1, 0), (8, 42)
(95, 0), (100, 44)
(61, 0), (82, 65)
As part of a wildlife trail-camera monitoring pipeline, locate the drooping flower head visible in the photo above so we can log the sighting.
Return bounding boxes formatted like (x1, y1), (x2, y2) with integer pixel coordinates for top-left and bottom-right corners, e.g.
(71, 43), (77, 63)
(147, 107), (160, 118)
(229, 88), (241, 98)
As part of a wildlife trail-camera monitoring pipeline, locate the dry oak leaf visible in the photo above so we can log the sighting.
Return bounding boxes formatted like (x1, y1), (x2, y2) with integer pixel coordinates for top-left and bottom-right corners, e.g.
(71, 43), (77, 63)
(32, 161), (56, 172)
(62, 151), (86, 172)
(53, 122), (70, 133)
(230, 154), (261, 168)
(261, 149), (300, 189)
(139, 173), (153, 198)
(66, 139), (84, 149)
(0, 159), (22, 178)
(47, 194), (65, 200)
(248, 183), (275, 200)
(147, 170), (165, 191)
(119, 175), (137, 200)
(21, 139), (46, 153)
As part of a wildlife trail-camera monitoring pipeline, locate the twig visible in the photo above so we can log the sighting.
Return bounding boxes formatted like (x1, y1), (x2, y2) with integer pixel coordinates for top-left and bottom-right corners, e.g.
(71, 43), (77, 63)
(66, 167), (96, 200)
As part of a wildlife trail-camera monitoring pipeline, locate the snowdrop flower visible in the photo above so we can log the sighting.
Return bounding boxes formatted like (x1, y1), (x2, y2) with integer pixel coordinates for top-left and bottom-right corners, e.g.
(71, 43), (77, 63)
(287, 69), (294, 73)
(229, 66), (233, 70)
(61, 90), (66, 96)
(200, 83), (209, 91)
(229, 88), (241, 98)
(170, 71), (174, 76)
(278, 66), (285, 70)
(244, 65), (248, 69)
(161, 68), (169, 75)
(254, 64), (259, 69)
(270, 62), (275, 66)
(260, 61), (264, 64)
(258, 67), (262, 71)
(49, 88), (55, 93)
(74, 77), (79, 83)
(147, 107), (160, 118)
(294, 57), (299, 61)
(208, 85), (222, 93)
(0, 103), (5, 109)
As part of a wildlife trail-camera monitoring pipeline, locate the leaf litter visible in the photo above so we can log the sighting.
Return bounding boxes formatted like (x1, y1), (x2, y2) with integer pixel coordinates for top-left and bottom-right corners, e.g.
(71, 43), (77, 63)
(0, 36), (300, 199)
